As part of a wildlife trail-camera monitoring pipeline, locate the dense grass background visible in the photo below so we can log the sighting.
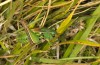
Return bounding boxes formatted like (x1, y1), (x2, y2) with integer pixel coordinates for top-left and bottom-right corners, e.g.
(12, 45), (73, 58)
(0, 0), (100, 65)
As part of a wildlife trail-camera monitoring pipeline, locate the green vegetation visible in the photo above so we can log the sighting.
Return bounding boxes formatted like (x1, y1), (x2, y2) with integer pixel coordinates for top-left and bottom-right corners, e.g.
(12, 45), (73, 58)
(0, 0), (100, 65)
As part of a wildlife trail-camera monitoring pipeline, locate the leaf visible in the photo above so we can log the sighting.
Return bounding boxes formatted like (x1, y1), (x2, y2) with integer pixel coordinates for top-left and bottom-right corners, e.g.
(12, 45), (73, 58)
(41, 28), (55, 40)
(29, 30), (40, 44)
(56, 11), (74, 34)
(59, 40), (100, 47)
(56, 0), (82, 35)
(31, 56), (100, 64)
(43, 32), (53, 40)
(17, 31), (28, 44)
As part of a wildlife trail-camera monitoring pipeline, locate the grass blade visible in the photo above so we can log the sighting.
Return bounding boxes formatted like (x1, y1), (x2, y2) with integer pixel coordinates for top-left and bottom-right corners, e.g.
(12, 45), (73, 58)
(68, 4), (100, 61)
